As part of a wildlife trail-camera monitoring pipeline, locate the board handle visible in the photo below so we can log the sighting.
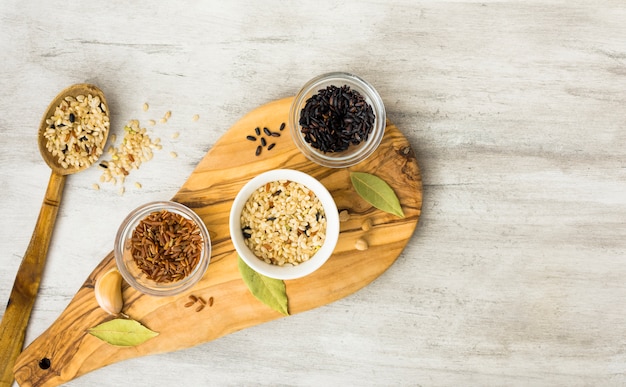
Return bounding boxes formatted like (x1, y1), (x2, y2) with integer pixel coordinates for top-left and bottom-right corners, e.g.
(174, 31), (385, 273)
(0, 171), (66, 386)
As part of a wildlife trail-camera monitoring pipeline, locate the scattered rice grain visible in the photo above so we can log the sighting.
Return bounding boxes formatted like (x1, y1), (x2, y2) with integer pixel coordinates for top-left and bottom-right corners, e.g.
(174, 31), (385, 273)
(192, 114), (199, 122)
(171, 132), (180, 139)
(92, 183), (100, 190)
(98, 120), (161, 186)
(170, 151), (178, 158)
(142, 103), (149, 112)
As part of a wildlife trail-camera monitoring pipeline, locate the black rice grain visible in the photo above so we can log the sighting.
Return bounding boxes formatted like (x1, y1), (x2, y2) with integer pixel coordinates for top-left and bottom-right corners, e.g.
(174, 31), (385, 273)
(255, 145), (262, 156)
(246, 135), (257, 141)
(255, 127), (261, 135)
(299, 85), (375, 153)
(260, 137), (267, 146)
(263, 127), (272, 136)
(279, 122), (285, 131)
(267, 143), (276, 150)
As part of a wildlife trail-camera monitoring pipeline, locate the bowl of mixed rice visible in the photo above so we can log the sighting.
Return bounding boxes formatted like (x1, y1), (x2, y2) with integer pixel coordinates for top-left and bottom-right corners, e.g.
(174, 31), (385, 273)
(229, 169), (339, 280)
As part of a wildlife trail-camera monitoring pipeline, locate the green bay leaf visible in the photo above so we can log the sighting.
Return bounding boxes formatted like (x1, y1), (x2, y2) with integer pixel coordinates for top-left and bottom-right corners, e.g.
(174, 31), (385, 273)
(88, 318), (159, 347)
(350, 172), (405, 218)
(238, 257), (289, 316)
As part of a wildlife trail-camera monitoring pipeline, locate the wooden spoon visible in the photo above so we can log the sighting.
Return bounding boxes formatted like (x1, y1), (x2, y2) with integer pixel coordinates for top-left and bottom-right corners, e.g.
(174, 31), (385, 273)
(0, 84), (109, 386)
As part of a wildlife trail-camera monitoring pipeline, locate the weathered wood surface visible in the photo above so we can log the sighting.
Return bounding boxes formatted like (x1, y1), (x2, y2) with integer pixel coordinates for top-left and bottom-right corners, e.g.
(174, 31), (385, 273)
(1, 1), (626, 386)
(12, 98), (422, 386)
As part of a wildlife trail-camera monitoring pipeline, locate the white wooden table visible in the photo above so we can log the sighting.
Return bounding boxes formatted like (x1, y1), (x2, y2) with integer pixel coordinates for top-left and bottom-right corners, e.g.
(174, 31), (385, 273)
(1, 1), (625, 386)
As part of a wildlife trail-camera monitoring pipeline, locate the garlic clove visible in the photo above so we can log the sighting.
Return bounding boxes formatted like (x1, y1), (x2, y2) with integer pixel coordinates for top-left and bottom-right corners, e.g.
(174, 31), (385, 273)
(95, 268), (124, 315)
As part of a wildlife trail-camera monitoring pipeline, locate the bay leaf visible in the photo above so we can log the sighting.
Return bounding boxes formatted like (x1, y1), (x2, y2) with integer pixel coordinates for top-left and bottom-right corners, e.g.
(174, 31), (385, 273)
(238, 257), (289, 316)
(88, 318), (159, 347)
(350, 172), (405, 218)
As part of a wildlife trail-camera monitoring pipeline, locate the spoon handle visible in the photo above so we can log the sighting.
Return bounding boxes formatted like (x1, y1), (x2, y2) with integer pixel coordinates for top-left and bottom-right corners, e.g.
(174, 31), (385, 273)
(0, 171), (66, 386)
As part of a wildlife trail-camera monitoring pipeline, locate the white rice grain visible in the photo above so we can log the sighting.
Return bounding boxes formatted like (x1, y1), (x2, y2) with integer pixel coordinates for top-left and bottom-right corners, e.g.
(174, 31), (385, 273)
(240, 180), (327, 266)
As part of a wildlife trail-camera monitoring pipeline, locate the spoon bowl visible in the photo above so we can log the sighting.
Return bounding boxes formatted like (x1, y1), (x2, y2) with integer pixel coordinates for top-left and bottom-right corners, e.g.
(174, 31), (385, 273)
(38, 83), (110, 175)
(0, 83), (109, 385)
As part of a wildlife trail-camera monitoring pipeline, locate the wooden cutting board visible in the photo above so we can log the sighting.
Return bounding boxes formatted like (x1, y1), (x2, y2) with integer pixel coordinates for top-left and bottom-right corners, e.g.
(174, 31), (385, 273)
(13, 97), (422, 386)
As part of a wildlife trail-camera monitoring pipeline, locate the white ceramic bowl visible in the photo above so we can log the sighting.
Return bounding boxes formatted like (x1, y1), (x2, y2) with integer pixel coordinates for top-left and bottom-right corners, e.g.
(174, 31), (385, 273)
(229, 169), (340, 280)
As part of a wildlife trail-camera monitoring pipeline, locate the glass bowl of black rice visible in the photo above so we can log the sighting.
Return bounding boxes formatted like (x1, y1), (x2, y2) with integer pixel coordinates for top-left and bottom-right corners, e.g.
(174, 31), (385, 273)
(289, 72), (386, 168)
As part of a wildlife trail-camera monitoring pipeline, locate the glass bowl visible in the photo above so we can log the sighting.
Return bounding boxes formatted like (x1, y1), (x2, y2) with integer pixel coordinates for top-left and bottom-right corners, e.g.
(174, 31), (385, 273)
(289, 72), (386, 168)
(115, 201), (211, 297)
(229, 169), (340, 280)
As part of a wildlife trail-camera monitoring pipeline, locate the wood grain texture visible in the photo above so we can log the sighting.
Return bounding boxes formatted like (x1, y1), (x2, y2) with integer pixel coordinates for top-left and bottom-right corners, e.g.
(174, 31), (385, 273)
(1, 1), (626, 386)
(13, 98), (422, 386)
(0, 83), (108, 387)
(0, 172), (65, 387)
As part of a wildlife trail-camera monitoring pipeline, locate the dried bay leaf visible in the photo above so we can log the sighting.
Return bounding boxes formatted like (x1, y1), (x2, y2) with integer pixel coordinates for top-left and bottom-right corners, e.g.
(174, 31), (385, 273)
(88, 318), (158, 347)
(350, 172), (405, 218)
(238, 257), (289, 316)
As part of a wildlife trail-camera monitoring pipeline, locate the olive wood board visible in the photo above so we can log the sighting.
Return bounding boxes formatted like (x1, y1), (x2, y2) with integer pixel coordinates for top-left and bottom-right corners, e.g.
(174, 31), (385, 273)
(14, 97), (423, 386)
